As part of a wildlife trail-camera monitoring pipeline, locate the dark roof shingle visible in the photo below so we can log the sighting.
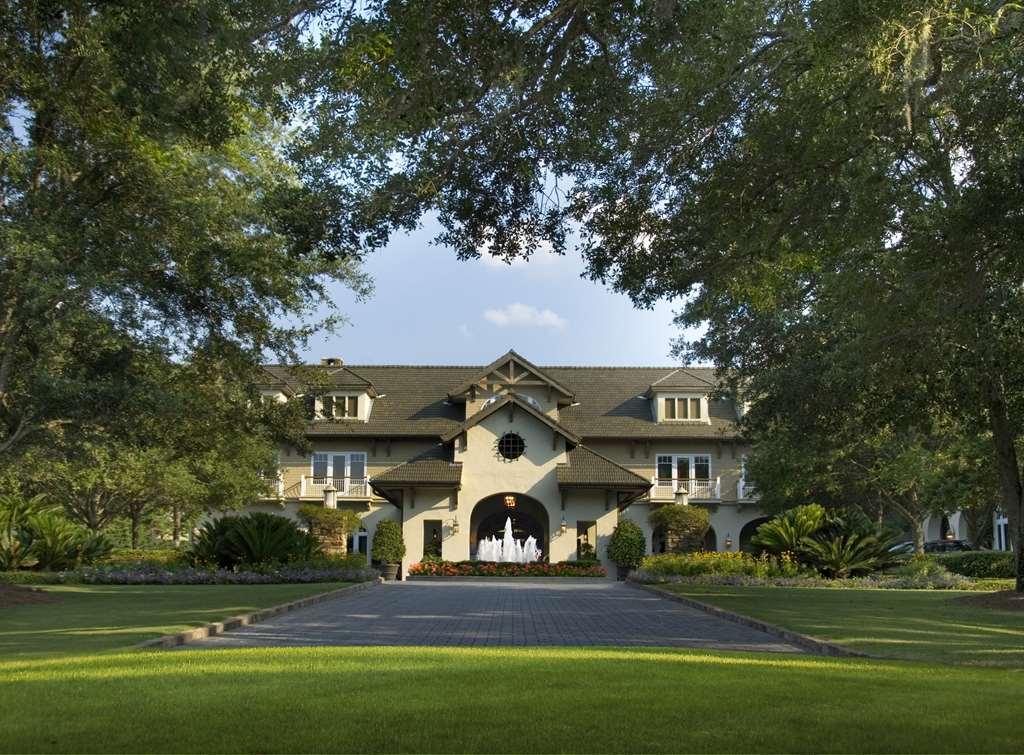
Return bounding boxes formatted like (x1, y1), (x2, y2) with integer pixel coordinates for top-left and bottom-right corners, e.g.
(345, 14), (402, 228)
(556, 445), (650, 488)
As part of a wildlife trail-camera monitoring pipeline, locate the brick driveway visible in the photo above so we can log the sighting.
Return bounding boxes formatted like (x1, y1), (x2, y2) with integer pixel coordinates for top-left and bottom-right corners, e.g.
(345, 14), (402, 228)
(185, 579), (801, 652)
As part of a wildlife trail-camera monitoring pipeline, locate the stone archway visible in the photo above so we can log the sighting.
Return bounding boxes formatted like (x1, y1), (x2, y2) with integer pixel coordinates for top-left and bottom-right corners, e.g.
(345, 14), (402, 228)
(470, 493), (550, 560)
(703, 526), (717, 552)
(739, 517), (772, 552)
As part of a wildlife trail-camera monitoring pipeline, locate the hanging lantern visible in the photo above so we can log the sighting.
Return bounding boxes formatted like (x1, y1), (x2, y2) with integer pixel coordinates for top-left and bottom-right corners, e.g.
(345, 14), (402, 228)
(503, 495), (517, 509)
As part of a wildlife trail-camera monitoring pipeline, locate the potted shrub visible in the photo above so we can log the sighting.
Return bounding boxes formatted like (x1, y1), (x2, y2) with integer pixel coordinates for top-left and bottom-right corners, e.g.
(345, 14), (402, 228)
(607, 520), (646, 580)
(372, 520), (405, 581)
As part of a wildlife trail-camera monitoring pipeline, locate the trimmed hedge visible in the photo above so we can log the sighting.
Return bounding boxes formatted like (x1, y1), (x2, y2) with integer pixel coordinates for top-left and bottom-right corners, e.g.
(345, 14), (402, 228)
(635, 551), (801, 579)
(408, 560), (607, 578)
(932, 551), (1014, 579)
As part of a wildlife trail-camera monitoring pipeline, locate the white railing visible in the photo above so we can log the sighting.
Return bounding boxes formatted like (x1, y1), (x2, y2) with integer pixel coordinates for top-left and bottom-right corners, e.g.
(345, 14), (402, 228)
(260, 474), (284, 498)
(650, 477), (721, 500)
(737, 479), (758, 500)
(300, 476), (370, 498)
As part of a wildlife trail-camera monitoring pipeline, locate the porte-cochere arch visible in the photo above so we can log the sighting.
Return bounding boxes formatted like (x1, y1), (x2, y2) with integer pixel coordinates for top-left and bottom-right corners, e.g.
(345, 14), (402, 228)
(470, 493), (550, 560)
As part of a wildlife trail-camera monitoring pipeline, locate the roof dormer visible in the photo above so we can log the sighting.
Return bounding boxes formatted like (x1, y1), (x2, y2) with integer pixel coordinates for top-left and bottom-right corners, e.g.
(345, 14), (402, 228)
(647, 367), (715, 425)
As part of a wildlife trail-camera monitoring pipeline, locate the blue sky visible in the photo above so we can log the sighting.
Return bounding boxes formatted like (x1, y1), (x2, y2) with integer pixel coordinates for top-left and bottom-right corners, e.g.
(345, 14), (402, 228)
(302, 217), (701, 367)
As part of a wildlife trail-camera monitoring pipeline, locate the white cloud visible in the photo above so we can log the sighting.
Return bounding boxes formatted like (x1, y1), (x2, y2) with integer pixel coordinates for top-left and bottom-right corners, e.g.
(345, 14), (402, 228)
(478, 239), (562, 269)
(483, 303), (567, 330)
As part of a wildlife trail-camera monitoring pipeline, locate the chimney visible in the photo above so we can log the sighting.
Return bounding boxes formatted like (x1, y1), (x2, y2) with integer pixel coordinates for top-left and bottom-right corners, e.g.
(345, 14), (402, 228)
(320, 357), (344, 367)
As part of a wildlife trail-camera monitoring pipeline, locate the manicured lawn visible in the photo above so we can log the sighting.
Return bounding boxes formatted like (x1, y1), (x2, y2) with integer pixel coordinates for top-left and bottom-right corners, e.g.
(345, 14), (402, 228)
(0, 583), (350, 658)
(2, 645), (1022, 753)
(661, 584), (1024, 665)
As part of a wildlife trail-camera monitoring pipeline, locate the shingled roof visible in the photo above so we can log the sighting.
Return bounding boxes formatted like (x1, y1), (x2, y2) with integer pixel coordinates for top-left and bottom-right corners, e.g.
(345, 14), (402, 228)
(556, 445), (650, 489)
(259, 364), (740, 440)
(439, 394), (580, 444)
(370, 446), (463, 487)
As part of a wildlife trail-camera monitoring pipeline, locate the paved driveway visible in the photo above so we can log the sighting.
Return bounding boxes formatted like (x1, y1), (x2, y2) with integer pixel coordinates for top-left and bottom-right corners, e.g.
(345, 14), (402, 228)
(185, 580), (801, 652)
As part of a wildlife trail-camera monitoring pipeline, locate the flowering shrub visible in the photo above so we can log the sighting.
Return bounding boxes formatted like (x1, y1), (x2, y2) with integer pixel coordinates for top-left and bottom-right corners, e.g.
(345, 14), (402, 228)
(408, 560), (607, 577)
(630, 570), (974, 590)
(635, 551), (801, 580)
(18, 561), (380, 585)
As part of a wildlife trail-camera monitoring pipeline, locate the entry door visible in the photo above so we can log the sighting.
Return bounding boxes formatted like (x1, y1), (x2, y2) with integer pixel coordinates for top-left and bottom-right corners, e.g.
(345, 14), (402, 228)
(676, 457), (690, 493)
(331, 454), (349, 491)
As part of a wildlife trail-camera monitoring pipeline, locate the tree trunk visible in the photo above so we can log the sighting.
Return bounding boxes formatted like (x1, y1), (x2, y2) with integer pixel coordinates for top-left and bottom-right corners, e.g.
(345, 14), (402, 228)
(985, 380), (1024, 592)
(172, 504), (181, 548)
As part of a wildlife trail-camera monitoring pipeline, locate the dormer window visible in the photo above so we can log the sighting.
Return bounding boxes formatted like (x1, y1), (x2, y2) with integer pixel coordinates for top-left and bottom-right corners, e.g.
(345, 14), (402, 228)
(310, 392), (364, 420)
(655, 393), (710, 423)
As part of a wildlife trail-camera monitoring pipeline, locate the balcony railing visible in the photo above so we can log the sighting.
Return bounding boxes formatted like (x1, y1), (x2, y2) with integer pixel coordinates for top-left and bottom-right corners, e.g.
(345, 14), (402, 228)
(260, 474), (284, 498)
(300, 475), (370, 498)
(737, 479), (758, 500)
(650, 477), (721, 500)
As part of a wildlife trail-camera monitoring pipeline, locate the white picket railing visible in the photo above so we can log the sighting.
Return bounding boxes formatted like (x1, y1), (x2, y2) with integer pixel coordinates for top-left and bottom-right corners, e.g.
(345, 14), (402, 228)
(300, 476), (370, 498)
(650, 477), (721, 500)
(737, 479), (758, 499)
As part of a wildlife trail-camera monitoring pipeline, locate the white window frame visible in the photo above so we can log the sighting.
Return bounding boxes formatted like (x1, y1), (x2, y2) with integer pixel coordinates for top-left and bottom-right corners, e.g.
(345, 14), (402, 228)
(308, 451), (367, 494)
(656, 453), (713, 494)
(994, 511), (1010, 552)
(657, 394), (710, 424)
(316, 392), (362, 420)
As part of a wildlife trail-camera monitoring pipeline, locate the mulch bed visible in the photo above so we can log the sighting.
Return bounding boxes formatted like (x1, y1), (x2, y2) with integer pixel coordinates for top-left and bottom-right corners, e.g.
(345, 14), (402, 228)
(954, 590), (1024, 611)
(0, 584), (60, 608)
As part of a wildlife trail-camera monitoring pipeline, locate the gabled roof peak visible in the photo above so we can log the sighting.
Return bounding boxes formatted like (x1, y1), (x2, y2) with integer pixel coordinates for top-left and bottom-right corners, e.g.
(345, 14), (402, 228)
(447, 350), (575, 403)
(440, 393), (580, 444)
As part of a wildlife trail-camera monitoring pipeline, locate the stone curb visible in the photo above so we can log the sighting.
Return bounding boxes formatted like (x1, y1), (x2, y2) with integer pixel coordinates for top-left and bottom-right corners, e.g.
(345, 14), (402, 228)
(627, 581), (869, 658)
(135, 579), (382, 649)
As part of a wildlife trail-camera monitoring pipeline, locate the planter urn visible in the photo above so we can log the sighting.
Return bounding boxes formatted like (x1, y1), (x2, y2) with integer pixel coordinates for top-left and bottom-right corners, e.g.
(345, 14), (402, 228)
(381, 563), (400, 581)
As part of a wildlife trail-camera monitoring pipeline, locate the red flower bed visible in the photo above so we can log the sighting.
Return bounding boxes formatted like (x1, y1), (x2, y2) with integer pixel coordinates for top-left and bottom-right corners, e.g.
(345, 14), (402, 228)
(408, 560), (607, 578)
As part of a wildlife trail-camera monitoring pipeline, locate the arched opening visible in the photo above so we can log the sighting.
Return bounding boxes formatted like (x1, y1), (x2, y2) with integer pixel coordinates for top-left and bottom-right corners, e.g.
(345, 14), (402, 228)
(702, 526), (717, 552)
(470, 493), (550, 560)
(739, 517), (772, 552)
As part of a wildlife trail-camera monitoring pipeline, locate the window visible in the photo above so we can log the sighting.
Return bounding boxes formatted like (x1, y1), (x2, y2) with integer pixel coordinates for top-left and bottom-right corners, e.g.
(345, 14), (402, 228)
(319, 393), (360, 419)
(309, 452), (367, 491)
(995, 512), (1010, 552)
(661, 396), (704, 421)
(497, 432), (526, 461)
(656, 453), (712, 493)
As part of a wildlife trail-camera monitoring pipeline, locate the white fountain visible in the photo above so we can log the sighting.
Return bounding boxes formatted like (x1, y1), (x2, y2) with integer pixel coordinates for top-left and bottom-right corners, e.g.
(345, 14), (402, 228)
(476, 516), (541, 563)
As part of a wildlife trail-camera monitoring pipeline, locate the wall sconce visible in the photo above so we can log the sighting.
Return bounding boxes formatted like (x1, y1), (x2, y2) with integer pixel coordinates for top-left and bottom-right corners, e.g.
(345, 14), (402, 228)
(724, 533), (733, 549)
(503, 494), (517, 509)
(451, 518), (460, 535)
(560, 518), (567, 535)
(944, 530), (955, 541)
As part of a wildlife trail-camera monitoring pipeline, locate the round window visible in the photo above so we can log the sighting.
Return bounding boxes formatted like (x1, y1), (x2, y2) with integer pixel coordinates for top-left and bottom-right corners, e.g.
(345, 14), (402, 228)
(497, 432), (526, 461)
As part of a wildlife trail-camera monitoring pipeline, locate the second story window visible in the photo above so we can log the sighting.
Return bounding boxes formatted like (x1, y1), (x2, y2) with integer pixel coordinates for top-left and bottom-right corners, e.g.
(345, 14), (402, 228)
(664, 396), (702, 420)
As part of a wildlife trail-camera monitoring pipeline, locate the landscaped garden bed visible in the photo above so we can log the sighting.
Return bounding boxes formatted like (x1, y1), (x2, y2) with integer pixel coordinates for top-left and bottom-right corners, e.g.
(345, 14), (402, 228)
(408, 560), (606, 577)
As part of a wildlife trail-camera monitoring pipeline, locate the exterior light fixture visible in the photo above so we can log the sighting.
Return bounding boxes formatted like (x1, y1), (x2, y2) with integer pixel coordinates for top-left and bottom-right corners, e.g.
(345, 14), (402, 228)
(944, 530), (955, 541)
(503, 494), (517, 509)
(724, 533), (733, 549)
(451, 518), (460, 535)
(560, 518), (567, 535)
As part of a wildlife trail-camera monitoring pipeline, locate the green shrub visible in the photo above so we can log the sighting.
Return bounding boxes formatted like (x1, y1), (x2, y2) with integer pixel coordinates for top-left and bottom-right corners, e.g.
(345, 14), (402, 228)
(371, 520), (405, 564)
(932, 551), (1014, 578)
(577, 542), (597, 562)
(803, 533), (896, 578)
(0, 493), (54, 570)
(607, 520), (646, 570)
(188, 513), (319, 569)
(750, 504), (826, 555)
(101, 548), (185, 567)
(637, 551), (800, 579)
(298, 505), (361, 537)
(648, 505), (710, 553)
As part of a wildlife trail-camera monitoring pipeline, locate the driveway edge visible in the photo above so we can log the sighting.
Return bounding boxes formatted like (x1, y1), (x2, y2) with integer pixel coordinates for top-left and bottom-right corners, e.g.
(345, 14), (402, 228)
(627, 581), (869, 658)
(135, 579), (383, 649)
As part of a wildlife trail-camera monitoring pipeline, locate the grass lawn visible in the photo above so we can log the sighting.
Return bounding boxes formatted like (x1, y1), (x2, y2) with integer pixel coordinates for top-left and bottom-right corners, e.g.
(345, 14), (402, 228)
(661, 584), (1024, 665)
(0, 583), (350, 658)
(2, 645), (1022, 753)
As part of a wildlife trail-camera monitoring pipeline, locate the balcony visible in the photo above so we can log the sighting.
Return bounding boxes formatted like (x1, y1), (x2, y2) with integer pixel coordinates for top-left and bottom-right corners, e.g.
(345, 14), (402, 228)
(299, 475), (370, 498)
(737, 479), (758, 500)
(274, 476), (371, 499)
(650, 477), (721, 501)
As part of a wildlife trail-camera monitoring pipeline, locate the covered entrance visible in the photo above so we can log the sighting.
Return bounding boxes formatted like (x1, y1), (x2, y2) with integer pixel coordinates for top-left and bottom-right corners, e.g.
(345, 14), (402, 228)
(470, 493), (549, 560)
